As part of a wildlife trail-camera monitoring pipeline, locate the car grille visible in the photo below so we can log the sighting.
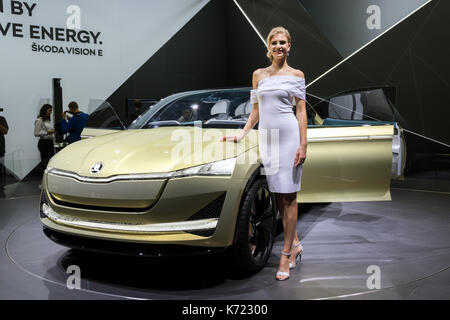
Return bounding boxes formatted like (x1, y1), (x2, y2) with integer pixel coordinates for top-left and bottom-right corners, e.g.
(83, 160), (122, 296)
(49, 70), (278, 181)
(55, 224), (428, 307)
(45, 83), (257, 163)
(50, 194), (153, 213)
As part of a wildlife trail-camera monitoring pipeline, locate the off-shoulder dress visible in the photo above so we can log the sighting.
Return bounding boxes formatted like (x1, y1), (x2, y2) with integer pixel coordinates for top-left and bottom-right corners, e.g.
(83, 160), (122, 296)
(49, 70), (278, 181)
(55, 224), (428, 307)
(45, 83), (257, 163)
(250, 75), (306, 193)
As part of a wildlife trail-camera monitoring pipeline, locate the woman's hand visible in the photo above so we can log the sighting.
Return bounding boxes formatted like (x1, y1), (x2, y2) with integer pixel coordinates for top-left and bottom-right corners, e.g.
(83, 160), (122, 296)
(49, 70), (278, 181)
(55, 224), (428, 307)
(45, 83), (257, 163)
(47, 129), (55, 134)
(294, 146), (306, 167)
(220, 134), (243, 143)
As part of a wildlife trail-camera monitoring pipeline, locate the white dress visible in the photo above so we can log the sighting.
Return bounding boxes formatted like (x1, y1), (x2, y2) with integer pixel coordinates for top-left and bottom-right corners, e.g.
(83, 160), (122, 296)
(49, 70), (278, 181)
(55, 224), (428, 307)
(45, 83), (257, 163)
(250, 75), (306, 193)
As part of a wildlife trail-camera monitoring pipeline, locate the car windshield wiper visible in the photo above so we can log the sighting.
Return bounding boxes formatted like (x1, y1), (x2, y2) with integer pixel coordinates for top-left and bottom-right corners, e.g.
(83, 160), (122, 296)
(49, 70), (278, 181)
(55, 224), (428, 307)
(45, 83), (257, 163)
(144, 120), (182, 128)
(144, 120), (206, 129)
(202, 119), (246, 129)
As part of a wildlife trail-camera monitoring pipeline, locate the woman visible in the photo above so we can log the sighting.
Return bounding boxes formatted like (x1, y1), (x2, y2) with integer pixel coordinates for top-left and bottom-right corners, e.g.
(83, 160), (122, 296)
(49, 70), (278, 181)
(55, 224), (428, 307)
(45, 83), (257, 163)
(34, 104), (55, 165)
(222, 26), (307, 280)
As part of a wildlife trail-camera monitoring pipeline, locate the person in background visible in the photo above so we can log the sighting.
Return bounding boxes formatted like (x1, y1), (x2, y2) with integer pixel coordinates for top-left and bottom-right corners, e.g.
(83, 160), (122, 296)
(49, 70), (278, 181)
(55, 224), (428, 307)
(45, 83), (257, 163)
(0, 110), (8, 187)
(0, 110), (8, 158)
(34, 104), (55, 166)
(127, 99), (144, 126)
(61, 101), (88, 143)
(177, 108), (193, 123)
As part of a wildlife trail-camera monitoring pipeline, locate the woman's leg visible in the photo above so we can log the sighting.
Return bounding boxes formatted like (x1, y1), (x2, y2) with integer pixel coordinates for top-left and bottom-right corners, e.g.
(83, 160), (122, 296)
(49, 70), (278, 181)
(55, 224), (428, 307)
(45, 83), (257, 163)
(37, 139), (47, 170)
(281, 192), (298, 252)
(275, 193), (285, 225)
(39, 139), (54, 166)
(276, 193), (299, 241)
(276, 192), (298, 279)
(278, 194), (301, 264)
(45, 139), (55, 159)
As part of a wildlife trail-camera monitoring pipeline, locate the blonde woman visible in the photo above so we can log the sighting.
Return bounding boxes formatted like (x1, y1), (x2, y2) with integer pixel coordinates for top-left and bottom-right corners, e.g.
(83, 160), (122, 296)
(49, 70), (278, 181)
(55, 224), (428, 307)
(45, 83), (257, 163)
(222, 26), (307, 280)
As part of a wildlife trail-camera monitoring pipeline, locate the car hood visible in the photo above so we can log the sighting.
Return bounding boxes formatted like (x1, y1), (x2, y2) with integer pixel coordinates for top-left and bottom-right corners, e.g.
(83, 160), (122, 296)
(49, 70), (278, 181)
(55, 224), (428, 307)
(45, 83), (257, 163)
(48, 127), (257, 177)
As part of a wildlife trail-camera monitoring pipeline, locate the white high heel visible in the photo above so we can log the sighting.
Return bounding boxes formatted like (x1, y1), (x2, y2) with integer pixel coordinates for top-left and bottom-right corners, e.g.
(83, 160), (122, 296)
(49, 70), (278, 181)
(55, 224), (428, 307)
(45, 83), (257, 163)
(276, 251), (291, 281)
(289, 242), (303, 269)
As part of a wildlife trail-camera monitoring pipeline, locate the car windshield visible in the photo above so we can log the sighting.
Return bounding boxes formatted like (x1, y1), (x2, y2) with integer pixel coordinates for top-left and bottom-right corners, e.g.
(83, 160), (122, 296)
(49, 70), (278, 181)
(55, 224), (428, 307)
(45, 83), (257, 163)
(129, 88), (252, 129)
(128, 87), (400, 131)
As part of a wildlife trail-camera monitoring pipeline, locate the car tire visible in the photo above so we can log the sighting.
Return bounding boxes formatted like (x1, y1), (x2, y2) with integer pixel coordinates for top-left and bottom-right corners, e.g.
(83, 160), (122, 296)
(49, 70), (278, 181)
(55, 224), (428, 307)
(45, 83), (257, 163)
(228, 177), (277, 277)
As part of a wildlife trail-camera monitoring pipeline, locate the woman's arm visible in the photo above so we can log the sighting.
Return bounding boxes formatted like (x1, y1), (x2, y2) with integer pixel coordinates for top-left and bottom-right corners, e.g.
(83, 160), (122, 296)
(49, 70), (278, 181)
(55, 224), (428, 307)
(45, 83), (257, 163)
(222, 70), (260, 142)
(294, 98), (307, 167)
(239, 100), (259, 140)
(296, 98), (307, 148)
(294, 71), (307, 167)
(244, 69), (261, 134)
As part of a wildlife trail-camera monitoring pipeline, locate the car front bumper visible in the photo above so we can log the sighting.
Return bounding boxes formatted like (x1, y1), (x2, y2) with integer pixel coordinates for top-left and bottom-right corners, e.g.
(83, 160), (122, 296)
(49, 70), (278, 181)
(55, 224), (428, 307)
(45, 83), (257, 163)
(40, 161), (258, 249)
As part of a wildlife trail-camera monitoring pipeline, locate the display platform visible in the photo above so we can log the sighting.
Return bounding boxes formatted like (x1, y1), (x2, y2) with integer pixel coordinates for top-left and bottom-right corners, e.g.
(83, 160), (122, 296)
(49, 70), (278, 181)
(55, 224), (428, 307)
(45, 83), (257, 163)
(0, 187), (449, 300)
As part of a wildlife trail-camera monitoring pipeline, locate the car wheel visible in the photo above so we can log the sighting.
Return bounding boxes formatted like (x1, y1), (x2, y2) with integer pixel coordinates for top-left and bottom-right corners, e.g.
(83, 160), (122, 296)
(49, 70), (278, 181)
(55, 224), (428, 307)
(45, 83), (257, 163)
(229, 177), (277, 276)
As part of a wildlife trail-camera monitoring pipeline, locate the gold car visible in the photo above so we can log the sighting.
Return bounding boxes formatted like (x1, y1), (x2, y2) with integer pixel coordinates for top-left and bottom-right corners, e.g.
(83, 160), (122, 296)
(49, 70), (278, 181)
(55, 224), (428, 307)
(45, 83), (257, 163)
(40, 87), (405, 275)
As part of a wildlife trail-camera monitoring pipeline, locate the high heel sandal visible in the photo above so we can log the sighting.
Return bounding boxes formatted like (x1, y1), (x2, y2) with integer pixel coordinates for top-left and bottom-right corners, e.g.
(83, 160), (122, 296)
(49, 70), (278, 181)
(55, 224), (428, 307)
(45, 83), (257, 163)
(289, 242), (303, 269)
(276, 251), (291, 281)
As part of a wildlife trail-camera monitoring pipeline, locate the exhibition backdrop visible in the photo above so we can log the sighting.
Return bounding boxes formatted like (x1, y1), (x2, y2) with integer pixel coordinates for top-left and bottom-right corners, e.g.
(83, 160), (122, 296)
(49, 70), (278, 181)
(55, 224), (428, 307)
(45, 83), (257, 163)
(0, 0), (209, 178)
(0, 0), (448, 180)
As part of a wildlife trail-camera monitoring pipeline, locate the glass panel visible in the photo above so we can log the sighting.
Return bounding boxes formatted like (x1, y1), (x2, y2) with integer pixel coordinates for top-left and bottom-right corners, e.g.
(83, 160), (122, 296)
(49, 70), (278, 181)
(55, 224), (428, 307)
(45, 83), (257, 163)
(329, 94), (356, 119)
(85, 100), (124, 130)
(125, 99), (159, 127)
(313, 88), (395, 123)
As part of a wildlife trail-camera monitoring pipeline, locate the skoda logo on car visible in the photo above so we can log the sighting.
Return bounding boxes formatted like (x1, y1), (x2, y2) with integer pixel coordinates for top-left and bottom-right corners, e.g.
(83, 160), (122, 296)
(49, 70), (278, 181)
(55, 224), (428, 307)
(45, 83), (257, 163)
(89, 162), (104, 174)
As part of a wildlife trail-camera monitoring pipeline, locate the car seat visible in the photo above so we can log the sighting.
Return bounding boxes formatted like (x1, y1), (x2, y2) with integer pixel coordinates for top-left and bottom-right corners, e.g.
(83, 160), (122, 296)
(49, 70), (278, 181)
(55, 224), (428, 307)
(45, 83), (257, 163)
(210, 99), (231, 120)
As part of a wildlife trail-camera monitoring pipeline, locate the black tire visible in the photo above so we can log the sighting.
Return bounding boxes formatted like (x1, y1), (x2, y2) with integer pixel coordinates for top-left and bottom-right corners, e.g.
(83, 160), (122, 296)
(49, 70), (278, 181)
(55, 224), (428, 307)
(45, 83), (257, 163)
(228, 177), (277, 276)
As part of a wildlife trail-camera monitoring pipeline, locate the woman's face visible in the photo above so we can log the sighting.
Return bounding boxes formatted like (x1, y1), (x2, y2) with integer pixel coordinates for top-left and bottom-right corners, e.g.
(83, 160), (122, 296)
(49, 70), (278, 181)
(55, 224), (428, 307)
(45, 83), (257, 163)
(46, 108), (52, 116)
(269, 33), (290, 60)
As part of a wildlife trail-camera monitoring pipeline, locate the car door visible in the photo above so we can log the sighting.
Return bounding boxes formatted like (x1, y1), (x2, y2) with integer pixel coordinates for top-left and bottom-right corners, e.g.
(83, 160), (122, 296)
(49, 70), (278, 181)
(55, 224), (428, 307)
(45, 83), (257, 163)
(80, 100), (124, 139)
(298, 87), (405, 203)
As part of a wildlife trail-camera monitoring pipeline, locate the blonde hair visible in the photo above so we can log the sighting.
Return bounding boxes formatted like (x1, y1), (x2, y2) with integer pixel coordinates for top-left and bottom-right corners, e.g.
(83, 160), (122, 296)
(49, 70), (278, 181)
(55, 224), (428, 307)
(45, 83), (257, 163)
(266, 26), (291, 62)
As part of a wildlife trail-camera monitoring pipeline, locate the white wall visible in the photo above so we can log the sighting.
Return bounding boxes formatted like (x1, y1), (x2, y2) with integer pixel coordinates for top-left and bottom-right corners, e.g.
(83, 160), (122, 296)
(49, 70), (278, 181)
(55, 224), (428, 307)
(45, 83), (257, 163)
(0, 0), (209, 179)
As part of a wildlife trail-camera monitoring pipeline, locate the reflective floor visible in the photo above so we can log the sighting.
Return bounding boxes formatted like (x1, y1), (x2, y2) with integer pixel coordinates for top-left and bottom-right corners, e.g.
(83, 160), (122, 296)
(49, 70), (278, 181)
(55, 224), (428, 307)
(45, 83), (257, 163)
(0, 184), (449, 300)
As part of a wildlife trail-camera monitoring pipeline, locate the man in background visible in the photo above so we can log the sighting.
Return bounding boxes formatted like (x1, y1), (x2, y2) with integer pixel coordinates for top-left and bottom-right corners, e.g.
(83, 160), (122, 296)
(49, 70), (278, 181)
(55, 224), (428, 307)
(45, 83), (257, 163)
(127, 99), (144, 126)
(61, 101), (88, 144)
(0, 108), (8, 158)
(177, 108), (193, 123)
(0, 108), (9, 187)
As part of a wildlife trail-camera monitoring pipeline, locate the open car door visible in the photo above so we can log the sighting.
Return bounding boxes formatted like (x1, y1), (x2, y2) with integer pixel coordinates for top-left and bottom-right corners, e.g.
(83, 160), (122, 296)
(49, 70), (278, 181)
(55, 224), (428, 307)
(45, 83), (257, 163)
(81, 100), (125, 139)
(299, 86), (406, 203)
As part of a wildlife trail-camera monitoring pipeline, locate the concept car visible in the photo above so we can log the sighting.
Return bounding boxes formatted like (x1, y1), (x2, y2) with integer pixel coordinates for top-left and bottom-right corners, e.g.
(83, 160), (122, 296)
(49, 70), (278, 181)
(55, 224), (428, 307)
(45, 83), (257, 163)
(40, 87), (405, 274)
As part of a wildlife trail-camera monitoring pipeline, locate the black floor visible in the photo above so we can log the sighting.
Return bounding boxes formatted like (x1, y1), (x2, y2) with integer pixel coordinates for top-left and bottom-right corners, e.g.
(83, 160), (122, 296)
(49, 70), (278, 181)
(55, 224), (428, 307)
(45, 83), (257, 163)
(0, 182), (449, 300)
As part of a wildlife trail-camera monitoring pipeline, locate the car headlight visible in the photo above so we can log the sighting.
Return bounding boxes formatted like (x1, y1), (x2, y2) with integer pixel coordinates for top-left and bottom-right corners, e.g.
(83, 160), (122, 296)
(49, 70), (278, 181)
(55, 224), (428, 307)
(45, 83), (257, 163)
(46, 158), (237, 183)
(171, 157), (236, 177)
